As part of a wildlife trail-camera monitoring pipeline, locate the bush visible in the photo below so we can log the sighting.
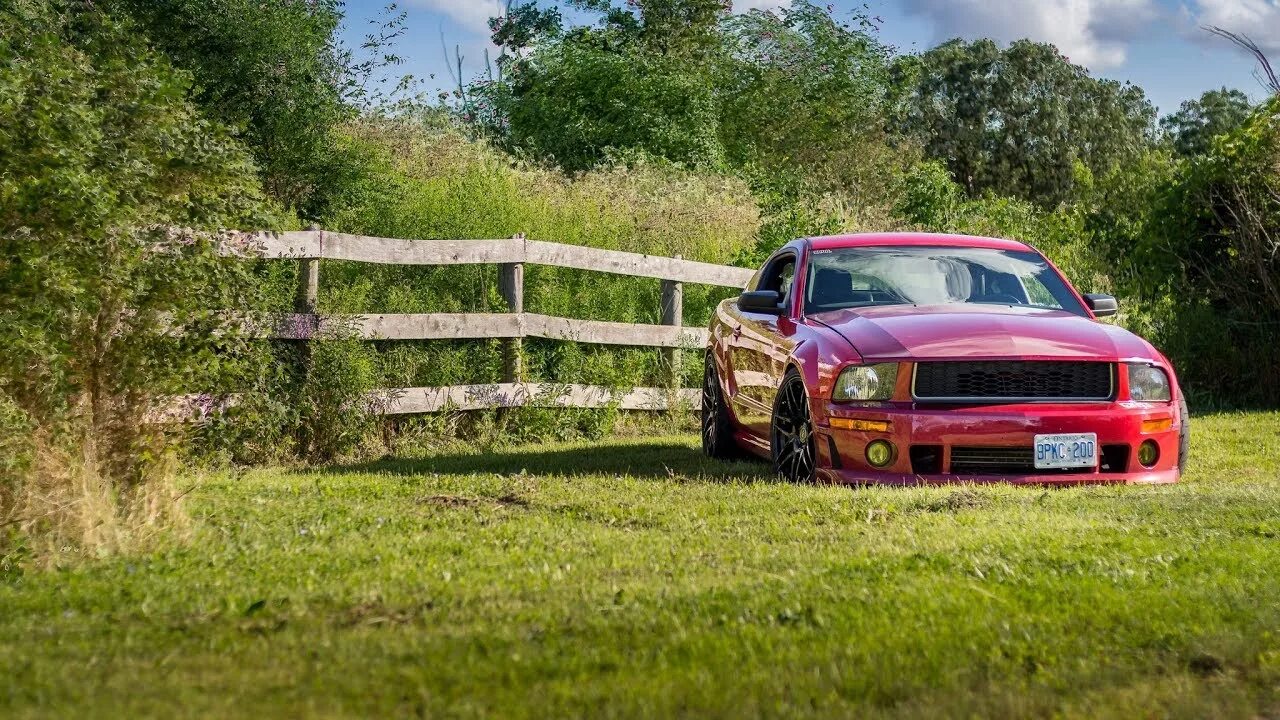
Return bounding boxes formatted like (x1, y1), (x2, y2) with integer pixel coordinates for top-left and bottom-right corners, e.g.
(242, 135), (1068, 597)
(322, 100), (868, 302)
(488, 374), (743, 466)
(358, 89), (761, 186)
(1145, 98), (1280, 405)
(0, 0), (284, 553)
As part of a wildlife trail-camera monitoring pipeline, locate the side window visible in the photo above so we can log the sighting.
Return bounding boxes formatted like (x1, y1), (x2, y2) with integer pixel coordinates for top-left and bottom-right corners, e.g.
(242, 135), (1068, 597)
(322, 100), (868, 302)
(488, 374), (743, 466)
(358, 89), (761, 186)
(759, 255), (797, 306)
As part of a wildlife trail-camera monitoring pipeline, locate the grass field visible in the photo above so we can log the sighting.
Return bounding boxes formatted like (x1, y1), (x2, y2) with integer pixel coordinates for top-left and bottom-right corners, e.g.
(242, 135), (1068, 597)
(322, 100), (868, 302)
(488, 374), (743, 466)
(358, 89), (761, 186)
(3, 412), (1280, 718)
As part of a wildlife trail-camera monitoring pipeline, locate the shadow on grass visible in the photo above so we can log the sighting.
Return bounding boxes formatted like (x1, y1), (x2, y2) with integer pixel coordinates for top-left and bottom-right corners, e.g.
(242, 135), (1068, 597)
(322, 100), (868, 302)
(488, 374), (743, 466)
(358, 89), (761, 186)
(317, 441), (774, 482)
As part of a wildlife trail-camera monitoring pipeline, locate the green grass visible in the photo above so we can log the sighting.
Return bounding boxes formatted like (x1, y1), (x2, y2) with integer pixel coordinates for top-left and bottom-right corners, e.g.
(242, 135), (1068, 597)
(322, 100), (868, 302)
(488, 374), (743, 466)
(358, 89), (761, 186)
(3, 413), (1280, 718)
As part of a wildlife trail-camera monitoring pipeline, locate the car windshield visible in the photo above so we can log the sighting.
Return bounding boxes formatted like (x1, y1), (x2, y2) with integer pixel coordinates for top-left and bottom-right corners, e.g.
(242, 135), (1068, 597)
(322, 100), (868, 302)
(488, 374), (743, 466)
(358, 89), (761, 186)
(804, 246), (1087, 316)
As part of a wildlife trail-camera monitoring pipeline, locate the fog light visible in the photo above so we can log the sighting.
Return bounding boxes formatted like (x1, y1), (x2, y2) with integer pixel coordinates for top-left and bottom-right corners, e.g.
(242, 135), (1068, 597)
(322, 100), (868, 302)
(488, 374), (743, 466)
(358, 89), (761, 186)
(866, 440), (896, 468)
(1138, 440), (1160, 468)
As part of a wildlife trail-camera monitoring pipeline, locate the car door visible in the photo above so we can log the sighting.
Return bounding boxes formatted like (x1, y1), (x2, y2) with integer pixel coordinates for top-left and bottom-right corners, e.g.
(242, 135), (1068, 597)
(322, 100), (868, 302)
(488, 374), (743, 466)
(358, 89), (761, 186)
(725, 251), (798, 437)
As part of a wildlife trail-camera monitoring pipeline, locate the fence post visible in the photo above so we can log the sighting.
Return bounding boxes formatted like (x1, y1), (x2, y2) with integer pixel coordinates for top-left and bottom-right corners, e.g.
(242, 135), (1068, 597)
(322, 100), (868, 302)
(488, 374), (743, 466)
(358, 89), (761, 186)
(499, 234), (525, 384)
(661, 255), (684, 388)
(295, 224), (321, 318)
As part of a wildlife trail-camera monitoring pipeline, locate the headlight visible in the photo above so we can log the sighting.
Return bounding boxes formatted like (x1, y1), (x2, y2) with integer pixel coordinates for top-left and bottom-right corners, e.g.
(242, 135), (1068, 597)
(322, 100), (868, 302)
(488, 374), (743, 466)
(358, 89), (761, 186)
(1128, 364), (1171, 402)
(833, 363), (899, 401)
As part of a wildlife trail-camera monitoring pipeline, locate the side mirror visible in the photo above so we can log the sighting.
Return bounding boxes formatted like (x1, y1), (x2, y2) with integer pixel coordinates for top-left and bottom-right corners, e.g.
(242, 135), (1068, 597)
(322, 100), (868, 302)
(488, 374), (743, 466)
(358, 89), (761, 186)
(739, 290), (784, 315)
(1084, 293), (1118, 318)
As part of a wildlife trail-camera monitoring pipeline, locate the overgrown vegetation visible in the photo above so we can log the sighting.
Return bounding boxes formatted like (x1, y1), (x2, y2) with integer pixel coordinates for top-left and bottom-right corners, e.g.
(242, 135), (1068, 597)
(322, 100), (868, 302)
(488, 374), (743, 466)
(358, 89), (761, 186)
(0, 0), (283, 554)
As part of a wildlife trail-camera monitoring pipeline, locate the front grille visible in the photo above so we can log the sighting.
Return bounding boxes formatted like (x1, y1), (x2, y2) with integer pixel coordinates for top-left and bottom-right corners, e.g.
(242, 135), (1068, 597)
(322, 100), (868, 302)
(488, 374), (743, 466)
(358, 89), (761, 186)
(914, 361), (1113, 402)
(949, 446), (1038, 475)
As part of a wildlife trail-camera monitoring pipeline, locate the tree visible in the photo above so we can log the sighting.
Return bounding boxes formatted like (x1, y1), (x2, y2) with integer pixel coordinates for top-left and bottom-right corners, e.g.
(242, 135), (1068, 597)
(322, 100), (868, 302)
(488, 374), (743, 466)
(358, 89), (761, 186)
(1140, 98), (1280, 403)
(477, 0), (730, 170)
(717, 3), (901, 197)
(902, 39), (1156, 207)
(476, 41), (725, 171)
(107, 0), (352, 216)
(1161, 88), (1256, 158)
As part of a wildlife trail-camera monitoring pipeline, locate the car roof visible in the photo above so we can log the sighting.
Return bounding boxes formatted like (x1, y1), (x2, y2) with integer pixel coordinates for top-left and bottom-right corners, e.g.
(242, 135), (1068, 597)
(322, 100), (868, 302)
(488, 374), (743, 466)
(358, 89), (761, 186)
(806, 232), (1034, 253)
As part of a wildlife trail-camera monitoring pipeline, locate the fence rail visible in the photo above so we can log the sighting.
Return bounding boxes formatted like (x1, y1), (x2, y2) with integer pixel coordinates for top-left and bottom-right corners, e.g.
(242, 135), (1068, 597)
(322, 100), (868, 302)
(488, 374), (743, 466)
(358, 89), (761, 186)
(181, 230), (753, 419)
(228, 230), (755, 288)
(270, 312), (710, 347)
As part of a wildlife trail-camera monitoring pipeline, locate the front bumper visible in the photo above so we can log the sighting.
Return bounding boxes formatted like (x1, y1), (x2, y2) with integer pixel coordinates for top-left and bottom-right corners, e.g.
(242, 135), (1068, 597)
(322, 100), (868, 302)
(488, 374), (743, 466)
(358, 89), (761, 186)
(814, 401), (1181, 486)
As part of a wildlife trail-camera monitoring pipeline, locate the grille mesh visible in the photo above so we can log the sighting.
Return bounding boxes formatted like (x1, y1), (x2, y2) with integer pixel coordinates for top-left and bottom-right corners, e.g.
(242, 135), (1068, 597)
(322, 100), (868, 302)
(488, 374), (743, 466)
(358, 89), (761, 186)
(914, 362), (1113, 401)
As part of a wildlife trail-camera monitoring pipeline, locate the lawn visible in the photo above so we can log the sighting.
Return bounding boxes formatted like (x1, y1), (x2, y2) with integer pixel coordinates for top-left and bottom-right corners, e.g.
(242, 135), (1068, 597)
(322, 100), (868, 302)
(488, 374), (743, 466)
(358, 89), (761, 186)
(3, 412), (1280, 718)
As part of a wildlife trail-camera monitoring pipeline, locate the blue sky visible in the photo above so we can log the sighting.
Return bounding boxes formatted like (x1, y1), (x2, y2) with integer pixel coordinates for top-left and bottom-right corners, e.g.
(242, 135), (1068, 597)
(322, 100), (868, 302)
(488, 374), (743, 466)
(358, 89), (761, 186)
(339, 0), (1278, 114)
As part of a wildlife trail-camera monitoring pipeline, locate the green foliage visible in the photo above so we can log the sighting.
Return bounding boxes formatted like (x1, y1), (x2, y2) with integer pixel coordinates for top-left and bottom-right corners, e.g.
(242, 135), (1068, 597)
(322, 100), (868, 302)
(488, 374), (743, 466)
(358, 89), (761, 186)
(1161, 87), (1256, 158)
(1146, 98), (1280, 404)
(718, 3), (907, 200)
(631, 0), (729, 58)
(108, 0), (352, 215)
(902, 39), (1155, 207)
(0, 0), (283, 484)
(0, 393), (34, 489)
(475, 41), (725, 172)
(297, 331), (387, 462)
(479, 1), (906, 190)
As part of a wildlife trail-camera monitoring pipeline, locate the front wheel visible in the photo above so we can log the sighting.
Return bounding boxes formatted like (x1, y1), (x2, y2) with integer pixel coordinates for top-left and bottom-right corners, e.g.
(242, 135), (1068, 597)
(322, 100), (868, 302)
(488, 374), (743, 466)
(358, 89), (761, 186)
(771, 371), (817, 483)
(702, 352), (739, 459)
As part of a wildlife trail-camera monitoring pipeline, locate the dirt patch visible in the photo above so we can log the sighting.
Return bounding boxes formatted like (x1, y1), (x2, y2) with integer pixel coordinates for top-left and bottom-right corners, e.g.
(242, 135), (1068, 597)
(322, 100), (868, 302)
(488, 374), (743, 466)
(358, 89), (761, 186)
(338, 600), (435, 628)
(921, 490), (989, 513)
(418, 494), (530, 509)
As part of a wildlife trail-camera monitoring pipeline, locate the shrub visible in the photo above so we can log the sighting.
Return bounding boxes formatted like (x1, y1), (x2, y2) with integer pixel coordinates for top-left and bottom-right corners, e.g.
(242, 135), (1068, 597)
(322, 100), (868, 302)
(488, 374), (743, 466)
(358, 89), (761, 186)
(1146, 98), (1280, 404)
(0, 0), (284, 553)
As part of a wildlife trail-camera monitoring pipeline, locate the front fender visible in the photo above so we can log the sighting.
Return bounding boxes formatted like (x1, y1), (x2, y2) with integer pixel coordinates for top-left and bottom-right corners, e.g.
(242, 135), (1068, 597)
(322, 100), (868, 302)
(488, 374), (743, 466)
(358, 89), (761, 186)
(787, 323), (861, 427)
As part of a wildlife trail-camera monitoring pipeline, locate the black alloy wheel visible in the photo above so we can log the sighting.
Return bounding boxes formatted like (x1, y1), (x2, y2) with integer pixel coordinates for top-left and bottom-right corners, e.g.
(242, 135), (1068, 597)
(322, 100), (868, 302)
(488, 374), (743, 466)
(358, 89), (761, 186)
(771, 371), (817, 483)
(702, 352), (738, 459)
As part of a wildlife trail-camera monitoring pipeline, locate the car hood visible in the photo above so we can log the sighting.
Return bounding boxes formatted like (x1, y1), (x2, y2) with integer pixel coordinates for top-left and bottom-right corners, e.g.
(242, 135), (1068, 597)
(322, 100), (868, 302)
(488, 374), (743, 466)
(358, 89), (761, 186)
(812, 304), (1158, 362)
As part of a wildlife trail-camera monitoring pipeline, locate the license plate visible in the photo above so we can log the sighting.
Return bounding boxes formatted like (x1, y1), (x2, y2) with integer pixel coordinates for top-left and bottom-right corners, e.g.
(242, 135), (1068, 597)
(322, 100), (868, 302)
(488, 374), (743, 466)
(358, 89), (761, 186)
(1034, 433), (1098, 470)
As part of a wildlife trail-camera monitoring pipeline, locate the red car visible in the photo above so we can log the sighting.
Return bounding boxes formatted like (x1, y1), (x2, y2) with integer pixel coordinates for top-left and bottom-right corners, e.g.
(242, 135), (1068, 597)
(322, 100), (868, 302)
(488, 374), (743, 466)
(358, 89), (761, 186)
(702, 233), (1189, 485)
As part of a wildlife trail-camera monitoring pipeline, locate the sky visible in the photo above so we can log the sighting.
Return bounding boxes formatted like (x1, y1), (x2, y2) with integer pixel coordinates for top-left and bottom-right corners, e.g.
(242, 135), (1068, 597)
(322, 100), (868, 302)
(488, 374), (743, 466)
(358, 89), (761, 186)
(339, 0), (1278, 115)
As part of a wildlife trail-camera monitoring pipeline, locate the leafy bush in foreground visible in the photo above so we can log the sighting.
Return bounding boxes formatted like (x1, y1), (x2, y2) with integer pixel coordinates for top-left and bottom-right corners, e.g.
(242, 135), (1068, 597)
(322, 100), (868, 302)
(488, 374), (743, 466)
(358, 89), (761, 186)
(0, 0), (283, 552)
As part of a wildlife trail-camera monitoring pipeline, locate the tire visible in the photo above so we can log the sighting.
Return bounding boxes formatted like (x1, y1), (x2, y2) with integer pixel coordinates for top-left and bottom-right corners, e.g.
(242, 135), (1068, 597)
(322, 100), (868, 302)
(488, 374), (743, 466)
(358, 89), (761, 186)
(771, 370), (817, 483)
(701, 351), (739, 459)
(1178, 395), (1190, 474)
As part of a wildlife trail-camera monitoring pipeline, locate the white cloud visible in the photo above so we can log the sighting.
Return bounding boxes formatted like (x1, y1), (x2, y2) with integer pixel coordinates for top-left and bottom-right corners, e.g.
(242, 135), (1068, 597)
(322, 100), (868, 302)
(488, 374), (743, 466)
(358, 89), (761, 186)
(900, 0), (1160, 69)
(1182, 0), (1280, 54)
(408, 0), (505, 35)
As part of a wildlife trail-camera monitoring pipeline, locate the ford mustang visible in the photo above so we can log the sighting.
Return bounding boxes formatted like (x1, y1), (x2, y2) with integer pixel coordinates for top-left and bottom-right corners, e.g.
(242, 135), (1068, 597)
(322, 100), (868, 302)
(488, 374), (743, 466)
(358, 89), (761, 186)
(702, 233), (1189, 485)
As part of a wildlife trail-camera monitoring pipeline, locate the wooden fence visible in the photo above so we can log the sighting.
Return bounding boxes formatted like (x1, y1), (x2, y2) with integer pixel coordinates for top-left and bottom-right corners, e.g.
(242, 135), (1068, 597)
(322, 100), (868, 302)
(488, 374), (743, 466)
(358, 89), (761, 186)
(209, 229), (754, 415)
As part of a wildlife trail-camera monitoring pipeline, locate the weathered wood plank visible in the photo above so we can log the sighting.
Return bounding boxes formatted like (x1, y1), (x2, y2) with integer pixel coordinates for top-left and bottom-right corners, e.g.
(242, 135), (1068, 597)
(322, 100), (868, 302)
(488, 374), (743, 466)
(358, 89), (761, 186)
(324, 233), (525, 265)
(524, 240), (753, 287)
(227, 231), (754, 287)
(271, 312), (710, 347)
(499, 262), (525, 382)
(244, 230), (323, 258)
(522, 314), (707, 348)
(386, 383), (700, 413)
(350, 313), (523, 341)
(151, 384), (699, 422)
